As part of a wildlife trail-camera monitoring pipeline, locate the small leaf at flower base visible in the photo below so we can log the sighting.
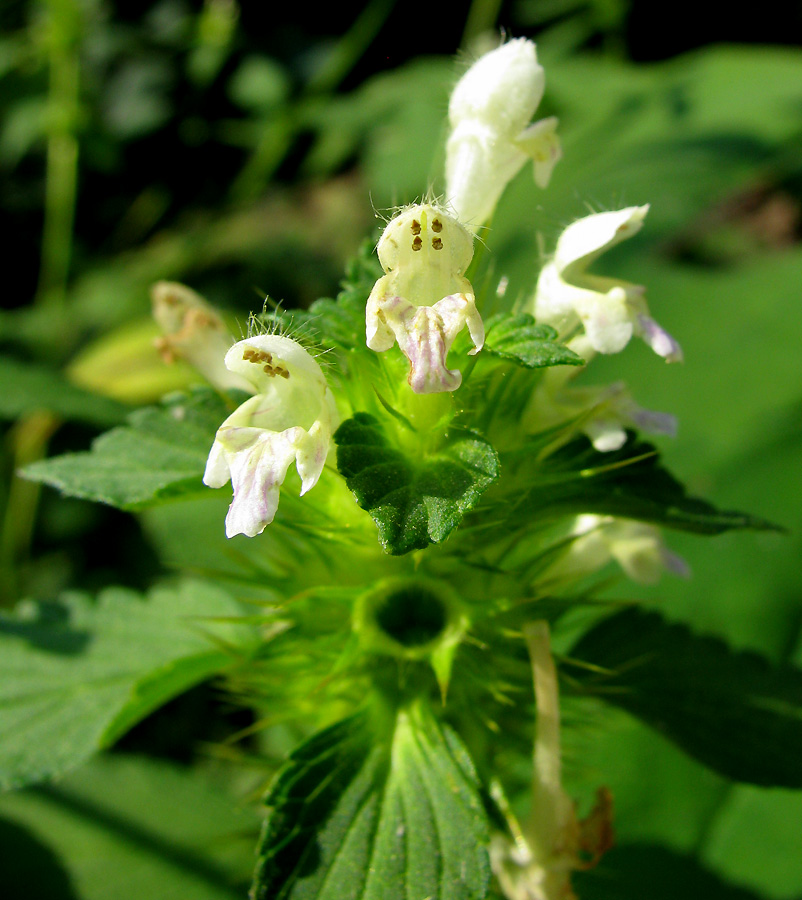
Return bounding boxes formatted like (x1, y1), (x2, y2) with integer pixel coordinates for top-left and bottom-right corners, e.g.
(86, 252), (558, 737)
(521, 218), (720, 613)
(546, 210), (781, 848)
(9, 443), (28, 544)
(251, 702), (490, 900)
(483, 313), (584, 369)
(21, 387), (233, 510)
(518, 435), (780, 535)
(568, 607), (802, 788)
(334, 413), (500, 555)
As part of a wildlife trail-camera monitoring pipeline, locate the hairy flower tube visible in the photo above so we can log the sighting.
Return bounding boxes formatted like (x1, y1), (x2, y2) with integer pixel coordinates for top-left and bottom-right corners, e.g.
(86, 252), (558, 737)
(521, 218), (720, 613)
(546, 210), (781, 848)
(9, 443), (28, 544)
(445, 38), (561, 230)
(533, 206), (682, 361)
(366, 203), (484, 393)
(151, 281), (250, 392)
(203, 335), (338, 538)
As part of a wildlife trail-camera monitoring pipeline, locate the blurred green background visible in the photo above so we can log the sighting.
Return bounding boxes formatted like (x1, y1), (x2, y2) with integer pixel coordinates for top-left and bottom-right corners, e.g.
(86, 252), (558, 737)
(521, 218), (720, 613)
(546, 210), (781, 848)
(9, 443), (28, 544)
(1, 1), (801, 898)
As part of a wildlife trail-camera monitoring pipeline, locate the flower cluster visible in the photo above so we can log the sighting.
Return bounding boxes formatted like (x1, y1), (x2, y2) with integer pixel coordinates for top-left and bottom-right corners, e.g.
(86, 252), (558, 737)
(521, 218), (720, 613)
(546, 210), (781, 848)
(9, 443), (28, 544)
(146, 34), (701, 900)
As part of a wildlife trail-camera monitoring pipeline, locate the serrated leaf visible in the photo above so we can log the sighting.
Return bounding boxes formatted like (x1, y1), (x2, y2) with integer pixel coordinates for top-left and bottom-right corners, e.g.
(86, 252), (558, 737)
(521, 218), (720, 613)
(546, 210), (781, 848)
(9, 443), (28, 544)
(334, 413), (500, 555)
(251, 703), (490, 900)
(568, 607), (802, 787)
(0, 355), (128, 427)
(0, 580), (252, 789)
(518, 435), (779, 535)
(21, 387), (231, 510)
(483, 314), (584, 369)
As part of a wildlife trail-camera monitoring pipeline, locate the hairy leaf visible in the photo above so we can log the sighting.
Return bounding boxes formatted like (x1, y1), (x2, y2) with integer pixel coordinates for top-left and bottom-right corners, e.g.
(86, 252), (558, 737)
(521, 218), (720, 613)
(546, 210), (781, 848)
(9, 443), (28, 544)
(334, 413), (500, 554)
(569, 607), (802, 787)
(483, 314), (584, 369)
(0, 581), (253, 789)
(21, 387), (231, 510)
(252, 703), (490, 900)
(517, 435), (779, 535)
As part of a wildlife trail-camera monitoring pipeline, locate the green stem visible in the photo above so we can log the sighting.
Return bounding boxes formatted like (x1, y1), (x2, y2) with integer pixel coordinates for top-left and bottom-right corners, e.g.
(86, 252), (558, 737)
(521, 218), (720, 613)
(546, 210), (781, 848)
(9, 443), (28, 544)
(460, 0), (504, 49)
(35, 0), (82, 315)
(0, 411), (59, 605)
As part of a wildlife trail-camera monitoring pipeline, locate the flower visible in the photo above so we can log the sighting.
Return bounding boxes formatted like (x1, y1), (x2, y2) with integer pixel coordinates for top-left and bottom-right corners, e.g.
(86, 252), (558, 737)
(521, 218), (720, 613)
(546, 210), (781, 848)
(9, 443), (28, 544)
(151, 281), (251, 392)
(366, 203), (484, 393)
(533, 207), (682, 361)
(528, 377), (677, 453)
(203, 335), (338, 538)
(445, 38), (561, 230)
(548, 514), (690, 585)
(490, 621), (614, 900)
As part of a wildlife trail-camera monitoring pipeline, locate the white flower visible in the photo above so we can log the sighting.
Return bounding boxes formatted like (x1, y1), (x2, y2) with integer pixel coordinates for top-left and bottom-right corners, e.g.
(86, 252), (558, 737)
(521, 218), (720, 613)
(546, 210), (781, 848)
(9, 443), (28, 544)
(533, 207), (682, 361)
(366, 203), (484, 393)
(551, 514), (690, 585)
(529, 377), (677, 453)
(445, 38), (561, 230)
(151, 281), (251, 392)
(203, 335), (338, 538)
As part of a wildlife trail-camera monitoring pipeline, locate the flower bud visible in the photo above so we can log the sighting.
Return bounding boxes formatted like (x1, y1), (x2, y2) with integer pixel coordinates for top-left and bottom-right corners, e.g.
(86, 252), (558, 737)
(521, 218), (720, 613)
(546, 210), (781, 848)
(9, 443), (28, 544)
(445, 39), (561, 229)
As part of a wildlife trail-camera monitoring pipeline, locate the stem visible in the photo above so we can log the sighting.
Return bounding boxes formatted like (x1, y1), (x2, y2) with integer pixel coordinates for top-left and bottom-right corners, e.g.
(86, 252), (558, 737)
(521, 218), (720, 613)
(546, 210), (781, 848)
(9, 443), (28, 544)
(0, 412), (59, 605)
(35, 0), (82, 314)
(460, 0), (504, 49)
(522, 620), (574, 862)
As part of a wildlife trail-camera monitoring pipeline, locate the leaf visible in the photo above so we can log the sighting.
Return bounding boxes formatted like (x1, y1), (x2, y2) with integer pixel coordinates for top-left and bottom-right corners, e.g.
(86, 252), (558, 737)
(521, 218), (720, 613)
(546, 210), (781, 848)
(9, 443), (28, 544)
(251, 702), (490, 900)
(574, 843), (763, 900)
(0, 355), (128, 427)
(518, 435), (779, 535)
(568, 607), (802, 787)
(21, 387), (231, 510)
(0, 580), (253, 789)
(483, 314), (584, 369)
(334, 413), (500, 555)
(0, 754), (258, 900)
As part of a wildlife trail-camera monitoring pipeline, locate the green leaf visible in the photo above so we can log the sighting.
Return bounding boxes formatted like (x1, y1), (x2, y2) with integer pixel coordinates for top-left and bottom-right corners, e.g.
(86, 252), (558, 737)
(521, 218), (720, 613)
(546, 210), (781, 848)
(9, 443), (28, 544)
(0, 580), (253, 789)
(483, 314), (584, 369)
(21, 387), (230, 510)
(0, 754), (258, 900)
(574, 843), (763, 900)
(519, 435), (779, 535)
(334, 413), (500, 555)
(252, 702), (490, 900)
(0, 355), (127, 427)
(568, 607), (802, 787)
